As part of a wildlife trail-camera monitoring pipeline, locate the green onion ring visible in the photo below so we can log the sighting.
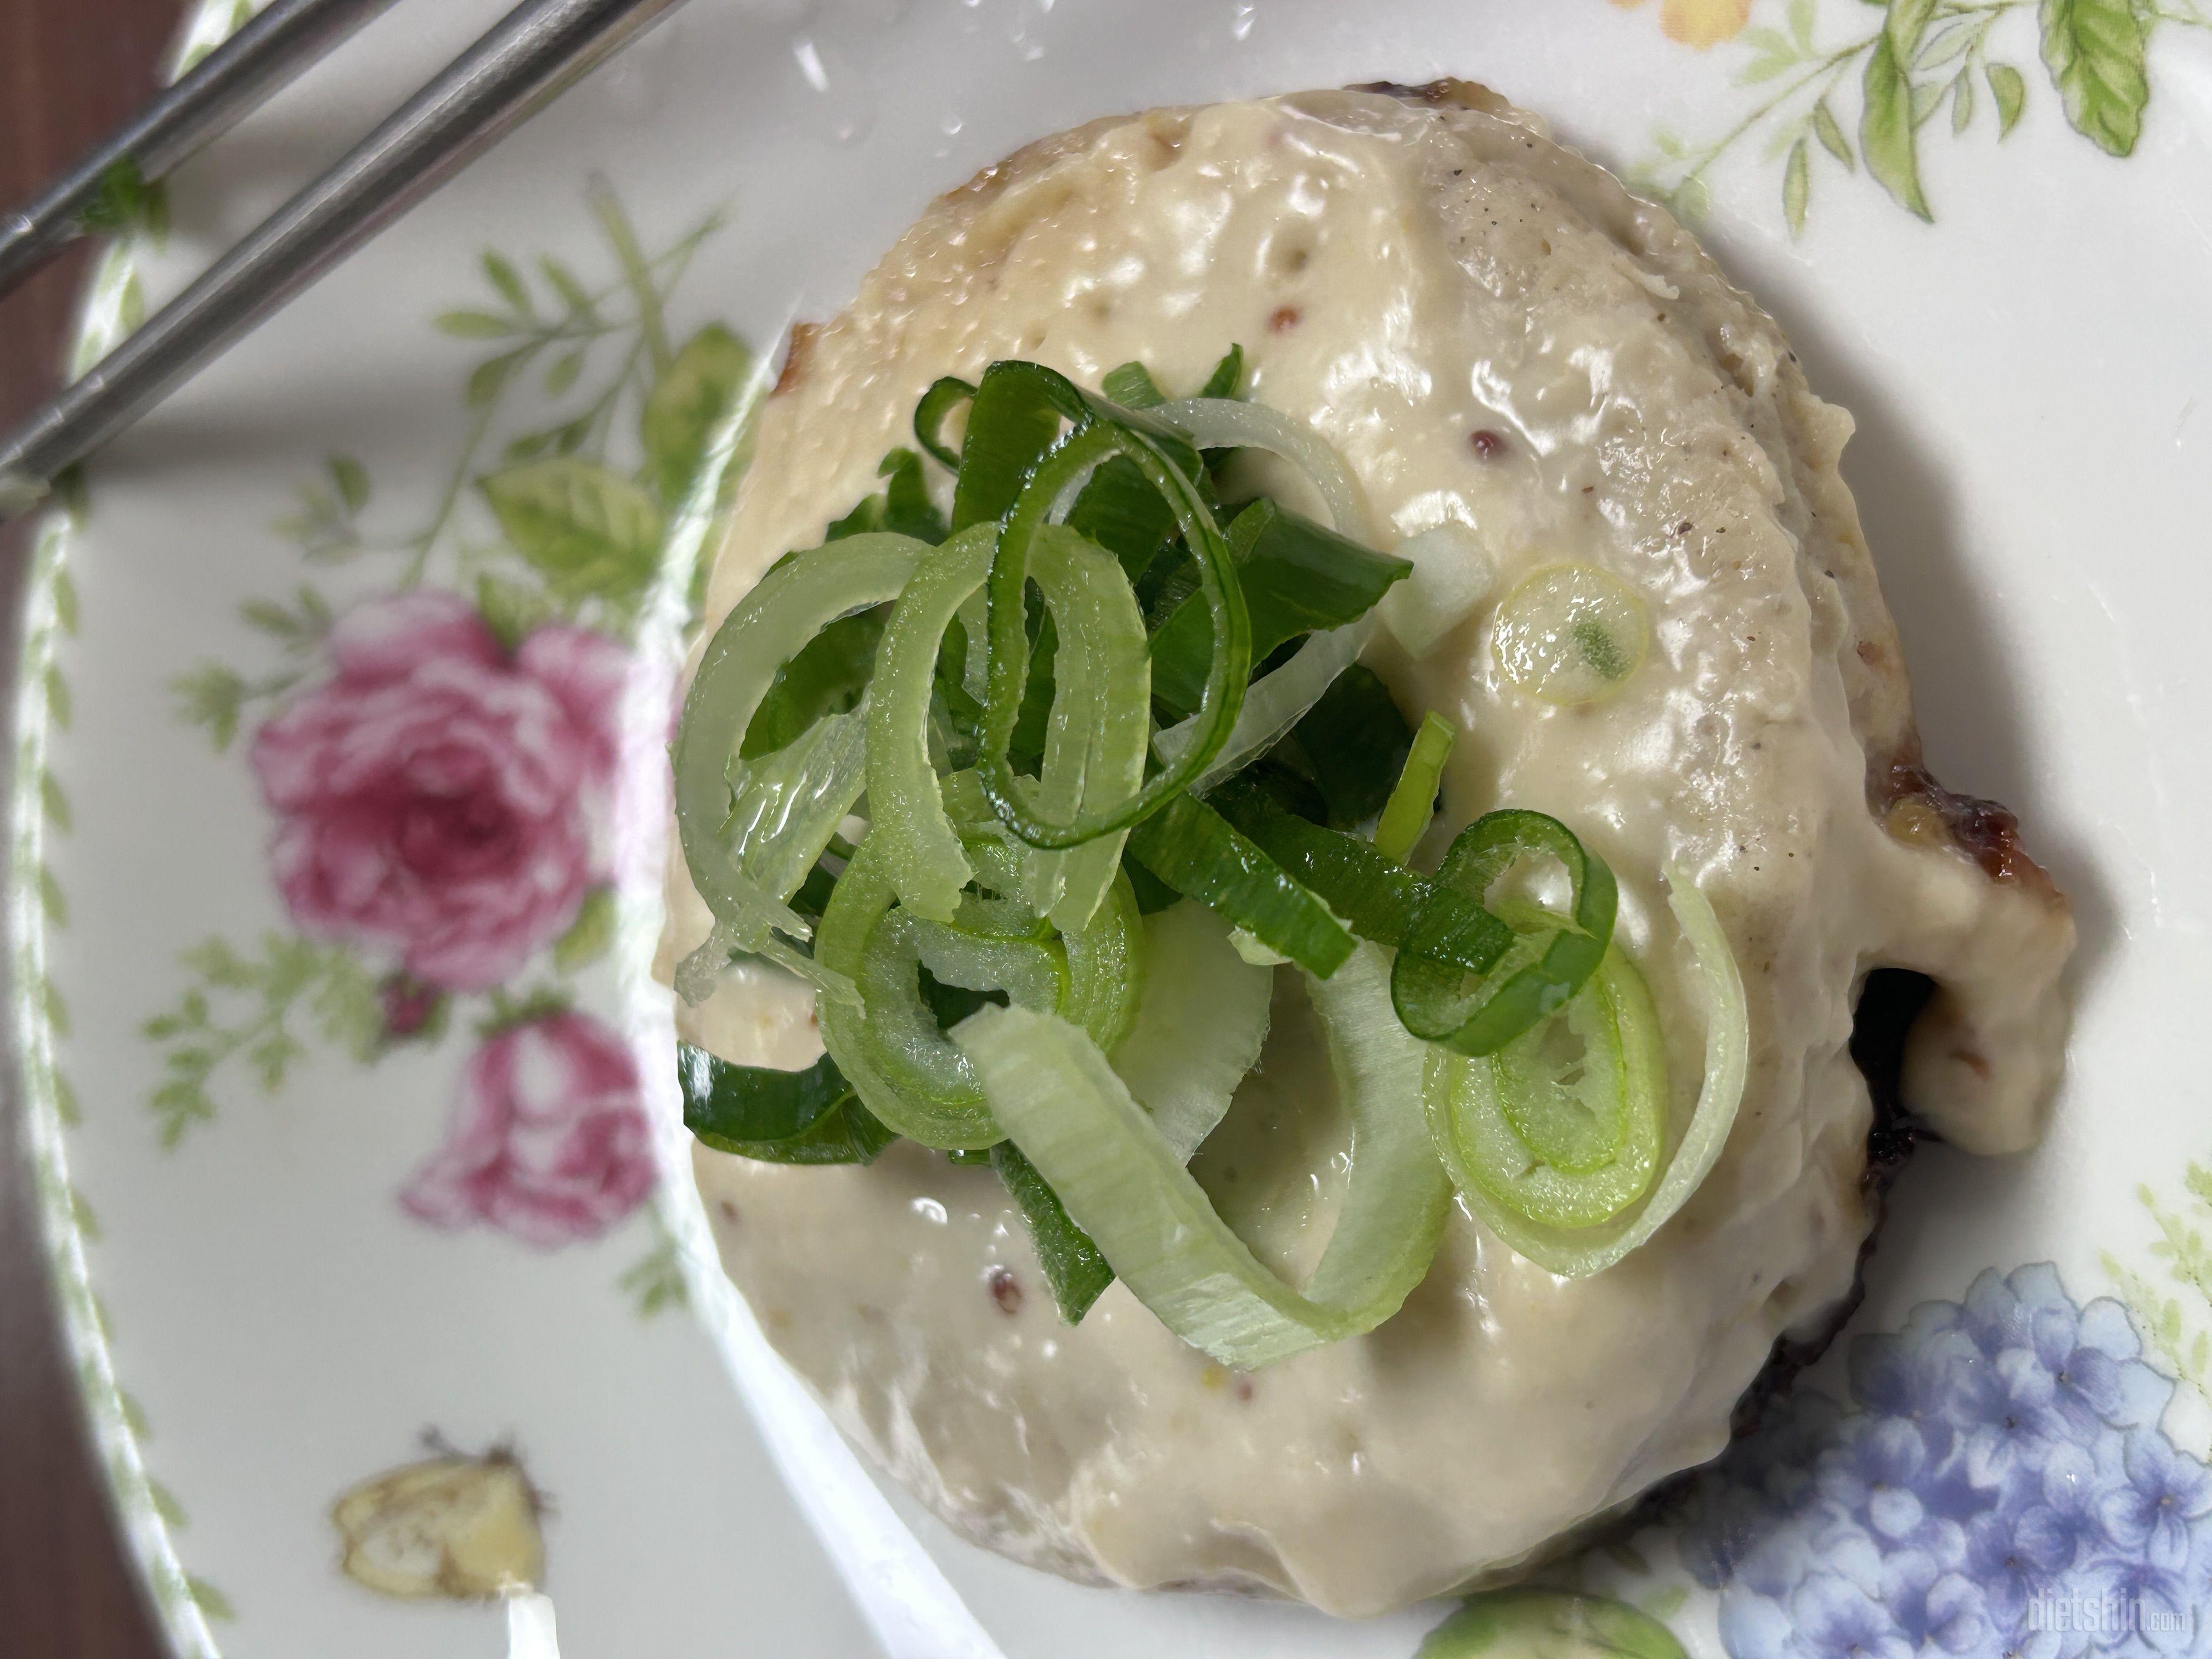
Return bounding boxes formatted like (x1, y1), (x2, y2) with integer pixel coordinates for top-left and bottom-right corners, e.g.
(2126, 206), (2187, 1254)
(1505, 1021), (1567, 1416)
(912, 375), (977, 471)
(1427, 944), (1665, 1229)
(1019, 524), (1153, 929)
(673, 531), (932, 948)
(953, 944), (1447, 1368)
(816, 834), (1035, 1148)
(865, 525), (999, 924)
(1391, 809), (1618, 1056)
(816, 831), (1144, 1149)
(980, 420), (1250, 849)
(1431, 867), (1747, 1275)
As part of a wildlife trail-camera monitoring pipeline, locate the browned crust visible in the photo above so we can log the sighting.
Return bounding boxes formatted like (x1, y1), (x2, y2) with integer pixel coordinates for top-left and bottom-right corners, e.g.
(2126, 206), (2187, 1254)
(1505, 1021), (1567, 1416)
(1872, 737), (2058, 895)
(1347, 76), (1516, 116)
(772, 320), (821, 398)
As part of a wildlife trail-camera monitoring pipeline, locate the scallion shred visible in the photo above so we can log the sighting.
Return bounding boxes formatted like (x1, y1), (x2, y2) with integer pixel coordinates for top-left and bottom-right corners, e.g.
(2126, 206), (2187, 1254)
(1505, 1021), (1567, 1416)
(672, 349), (1730, 1361)
(1374, 712), (1457, 864)
(953, 946), (1446, 1368)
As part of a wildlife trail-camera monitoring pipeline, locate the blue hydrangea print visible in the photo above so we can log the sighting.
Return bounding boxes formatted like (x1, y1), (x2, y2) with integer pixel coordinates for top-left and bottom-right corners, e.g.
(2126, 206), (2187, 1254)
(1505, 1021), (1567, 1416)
(1681, 1265), (2212, 1659)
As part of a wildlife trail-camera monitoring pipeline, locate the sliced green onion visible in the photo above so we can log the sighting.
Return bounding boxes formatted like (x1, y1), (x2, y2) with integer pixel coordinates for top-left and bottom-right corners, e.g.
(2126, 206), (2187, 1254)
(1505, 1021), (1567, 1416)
(911, 904), (1068, 1007)
(1154, 619), (1373, 794)
(912, 375), (977, 471)
(1297, 945), (1453, 1322)
(1104, 347), (1243, 415)
(1101, 361), (1167, 409)
(1198, 343), (1244, 400)
(815, 834), (996, 1148)
(1292, 664), (1415, 829)
(1375, 524), (1493, 660)
(1210, 777), (1509, 971)
(740, 608), (884, 760)
(678, 1043), (897, 1165)
(1064, 456), (1179, 579)
(952, 945), (1446, 1368)
(955, 589), (990, 700)
(1154, 397), (1370, 539)
(1210, 780), (1423, 940)
(718, 704), (870, 922)
(949, 359), (1091, 532)
(1391, 810), (1618, 1056)
(865, 906), (1066, 1133)
(990, 1140), (1114, 1322)
(825, 449), (949, 545)
(1018, 524), (1152, 929)
(675, 531), (930, 953)
(1417, 1590), (1690, 1659)
(865, 526), (999, 923)
(1427, 945), (1664, 1230)
(1492, 562), (1650, 706)
(1062, 868), (1144, 1055)
(1149, 499), (1409, 721)
(1429, 870), (1747, 1274)
(1374, 712), (1458, 865)
(1125, 794), (1355, 977)
(981, 414), (1250, 849)
(816, 831), (1141, 1149)
(1108, 900), (1272, 1161)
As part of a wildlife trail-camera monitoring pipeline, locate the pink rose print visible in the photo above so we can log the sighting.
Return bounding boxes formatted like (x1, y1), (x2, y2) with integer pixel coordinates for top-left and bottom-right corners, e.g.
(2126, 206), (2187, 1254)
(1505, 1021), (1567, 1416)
(400, 1010), (654, 1247)
(250, 591), (630, 991)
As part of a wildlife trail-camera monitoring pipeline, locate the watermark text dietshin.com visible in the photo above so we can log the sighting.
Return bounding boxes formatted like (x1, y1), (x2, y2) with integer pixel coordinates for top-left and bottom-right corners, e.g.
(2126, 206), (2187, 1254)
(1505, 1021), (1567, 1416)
(2025, 1590), (2196, 1640)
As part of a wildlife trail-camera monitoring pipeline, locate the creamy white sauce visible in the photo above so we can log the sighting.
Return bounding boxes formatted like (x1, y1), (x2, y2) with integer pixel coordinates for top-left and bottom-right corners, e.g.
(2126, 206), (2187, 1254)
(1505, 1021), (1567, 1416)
(659, 85), (2074, 1615)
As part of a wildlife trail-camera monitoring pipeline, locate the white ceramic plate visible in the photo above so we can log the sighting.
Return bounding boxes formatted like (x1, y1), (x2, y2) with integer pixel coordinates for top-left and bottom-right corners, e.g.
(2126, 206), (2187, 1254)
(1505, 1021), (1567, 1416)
(18, 1), (2212, 1655)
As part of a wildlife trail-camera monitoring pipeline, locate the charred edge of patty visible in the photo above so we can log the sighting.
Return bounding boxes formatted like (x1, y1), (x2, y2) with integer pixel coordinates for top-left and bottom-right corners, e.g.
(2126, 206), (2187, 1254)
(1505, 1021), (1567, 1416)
(1611, 967), (1937, 1539)
(1726, 966), (1937, 1434)
(1347, 77), (1516, 117)
(772, 321), (821, 397)
(1872, 737), (2058, 897)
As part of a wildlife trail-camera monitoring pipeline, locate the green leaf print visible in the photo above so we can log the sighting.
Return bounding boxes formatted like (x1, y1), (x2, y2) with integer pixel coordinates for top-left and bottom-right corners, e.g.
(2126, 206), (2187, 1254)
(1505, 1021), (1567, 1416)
(1784, 137), (1812, 234)
(1987, 61), (2029, 136)
(1813, 98), (1856, 168)
(2039, 0), (2148, 156)
(476, 572), (555, 652)
(479, 456), (665, 610)
(1860, 33), (1933, 220)
(640, 322), (755, 505)
(552, 887), (617, 972)
(435, 309), (521, 340)
(1886, 0), (1939, 59)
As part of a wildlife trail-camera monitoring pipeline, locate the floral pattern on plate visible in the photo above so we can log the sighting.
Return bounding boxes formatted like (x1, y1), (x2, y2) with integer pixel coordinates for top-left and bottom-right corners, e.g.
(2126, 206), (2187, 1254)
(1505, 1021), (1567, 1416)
(16, 2), (2210, 1654)
(1627, 0), (2212, 233)
(1678, 1265), (2208, 1657)
(139, 185), (757, 1257)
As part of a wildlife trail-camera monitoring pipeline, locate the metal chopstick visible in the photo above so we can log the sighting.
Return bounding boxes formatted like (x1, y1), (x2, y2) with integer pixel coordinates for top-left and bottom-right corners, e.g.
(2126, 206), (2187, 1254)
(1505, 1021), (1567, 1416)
(0, 0), (403, 302)
(0, 0), (693, 523)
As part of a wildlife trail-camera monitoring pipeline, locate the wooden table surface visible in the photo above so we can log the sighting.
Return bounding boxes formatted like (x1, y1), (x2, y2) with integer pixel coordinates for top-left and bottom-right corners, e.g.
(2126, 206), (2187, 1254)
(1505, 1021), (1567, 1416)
(2, 3), (185, 1655)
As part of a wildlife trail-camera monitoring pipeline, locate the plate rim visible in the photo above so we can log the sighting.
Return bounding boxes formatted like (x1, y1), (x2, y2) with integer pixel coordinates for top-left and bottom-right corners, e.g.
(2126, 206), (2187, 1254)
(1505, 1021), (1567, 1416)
(9, 3), (269, 1654)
